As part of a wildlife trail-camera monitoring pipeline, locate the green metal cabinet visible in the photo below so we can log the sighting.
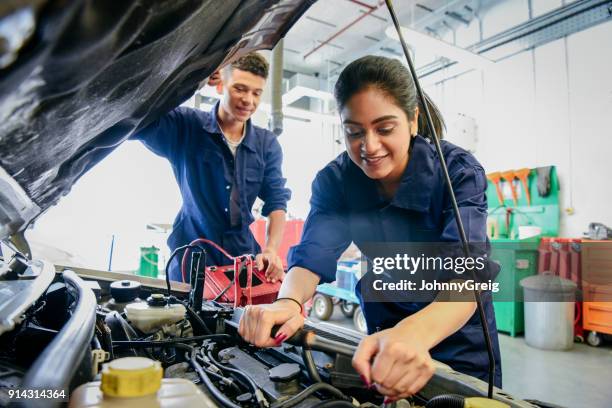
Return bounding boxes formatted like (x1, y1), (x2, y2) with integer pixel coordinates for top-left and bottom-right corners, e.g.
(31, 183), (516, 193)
(491, 237), (540, 337)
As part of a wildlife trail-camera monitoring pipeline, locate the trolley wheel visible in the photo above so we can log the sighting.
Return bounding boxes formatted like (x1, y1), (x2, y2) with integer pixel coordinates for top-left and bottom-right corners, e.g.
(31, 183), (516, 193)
(353, 306), (367, 334)
(340, 300), (356, 317)
(587, 331), (602, 347)
(312, 294), (333, 321)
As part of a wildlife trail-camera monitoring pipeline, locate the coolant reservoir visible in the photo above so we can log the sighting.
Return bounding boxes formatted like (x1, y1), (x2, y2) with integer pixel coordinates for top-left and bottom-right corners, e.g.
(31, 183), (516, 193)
(69, 357), (215, 407)
(125, 294), (186, 333)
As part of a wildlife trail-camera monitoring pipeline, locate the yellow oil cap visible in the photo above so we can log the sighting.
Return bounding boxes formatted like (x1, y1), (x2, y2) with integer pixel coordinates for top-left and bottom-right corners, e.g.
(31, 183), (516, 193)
(101, 357), (163, 398)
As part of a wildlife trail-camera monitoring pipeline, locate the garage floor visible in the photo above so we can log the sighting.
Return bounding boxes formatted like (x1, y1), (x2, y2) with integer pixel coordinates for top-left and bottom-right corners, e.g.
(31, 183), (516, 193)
(311, 308), (612, 408)
(499, 334), (612, 408)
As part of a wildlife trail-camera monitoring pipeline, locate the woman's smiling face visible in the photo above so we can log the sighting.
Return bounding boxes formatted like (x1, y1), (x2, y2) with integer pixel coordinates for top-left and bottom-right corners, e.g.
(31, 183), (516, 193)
(341, 86), (418, 186)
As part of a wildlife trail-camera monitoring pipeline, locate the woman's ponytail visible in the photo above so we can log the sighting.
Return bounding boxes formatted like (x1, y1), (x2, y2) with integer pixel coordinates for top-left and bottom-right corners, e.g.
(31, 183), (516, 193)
(417, 92), (446, 140)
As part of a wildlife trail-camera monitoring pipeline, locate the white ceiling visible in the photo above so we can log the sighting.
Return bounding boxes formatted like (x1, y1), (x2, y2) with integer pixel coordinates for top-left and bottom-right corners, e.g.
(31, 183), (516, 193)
(282, 0), (483, 80)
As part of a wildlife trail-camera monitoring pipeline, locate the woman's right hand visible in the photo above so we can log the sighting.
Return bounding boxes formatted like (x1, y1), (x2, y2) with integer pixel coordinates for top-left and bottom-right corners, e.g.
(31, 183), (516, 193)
(238, 299), (305, 348)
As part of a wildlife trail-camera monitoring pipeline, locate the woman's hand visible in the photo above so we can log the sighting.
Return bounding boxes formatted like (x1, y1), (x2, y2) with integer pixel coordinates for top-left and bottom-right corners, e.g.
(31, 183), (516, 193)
(238, 300), (304, 348)
(352, 325), (436, 402)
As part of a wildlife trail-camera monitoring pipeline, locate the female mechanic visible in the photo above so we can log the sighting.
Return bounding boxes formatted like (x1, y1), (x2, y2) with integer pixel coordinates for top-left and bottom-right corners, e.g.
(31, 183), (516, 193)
(238, 55), (501, 401)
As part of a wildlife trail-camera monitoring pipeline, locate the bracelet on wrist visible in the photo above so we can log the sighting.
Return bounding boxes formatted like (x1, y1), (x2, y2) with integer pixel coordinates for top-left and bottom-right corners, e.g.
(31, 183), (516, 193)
(274, 297), (303, 313)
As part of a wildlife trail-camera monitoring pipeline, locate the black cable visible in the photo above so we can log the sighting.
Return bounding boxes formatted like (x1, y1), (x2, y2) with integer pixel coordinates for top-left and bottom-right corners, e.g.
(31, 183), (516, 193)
(205, 349), (268, 408)
(183, 299), (213, 335)
(174, 343), (241, 408)
(187, 352), (243, 394)
(272, 382), (351, 408)
(384, 0), (496, 398)
(311, 401), (356, 408)
(165, 244), (206, 296)
(195, 355), (246, 394)
(302, 347), (322, 383)
(111, 334), (230, 348)
(212, 281), (233, 302)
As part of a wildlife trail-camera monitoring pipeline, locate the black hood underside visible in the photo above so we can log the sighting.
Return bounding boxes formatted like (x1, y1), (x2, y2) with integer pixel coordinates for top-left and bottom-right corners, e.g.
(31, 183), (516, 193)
(0, 0), (314, 239)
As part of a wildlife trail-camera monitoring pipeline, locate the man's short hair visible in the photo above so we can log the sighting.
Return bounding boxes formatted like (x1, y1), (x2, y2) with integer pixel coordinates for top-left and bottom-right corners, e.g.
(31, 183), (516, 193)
(223, 52), (269, 80)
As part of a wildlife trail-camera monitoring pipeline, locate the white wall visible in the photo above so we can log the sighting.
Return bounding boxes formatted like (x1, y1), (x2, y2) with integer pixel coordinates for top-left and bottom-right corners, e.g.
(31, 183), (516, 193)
(426, 3), (612, 237)
(26, 99), (341, 271)
(26, 141), (182, 271)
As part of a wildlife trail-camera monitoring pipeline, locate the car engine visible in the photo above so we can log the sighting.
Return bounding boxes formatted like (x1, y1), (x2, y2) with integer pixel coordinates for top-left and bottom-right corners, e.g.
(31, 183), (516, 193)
(0, 251), (546, 408)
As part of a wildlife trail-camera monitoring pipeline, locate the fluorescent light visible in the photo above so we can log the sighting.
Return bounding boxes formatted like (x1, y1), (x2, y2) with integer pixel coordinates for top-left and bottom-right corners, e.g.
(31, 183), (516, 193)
(385, 25), (493, 70)
(282, 86), (334, 106)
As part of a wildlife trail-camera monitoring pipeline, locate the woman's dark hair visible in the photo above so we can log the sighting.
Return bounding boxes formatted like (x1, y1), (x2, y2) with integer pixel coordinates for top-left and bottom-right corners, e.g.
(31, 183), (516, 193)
(334, 55), (445, 139)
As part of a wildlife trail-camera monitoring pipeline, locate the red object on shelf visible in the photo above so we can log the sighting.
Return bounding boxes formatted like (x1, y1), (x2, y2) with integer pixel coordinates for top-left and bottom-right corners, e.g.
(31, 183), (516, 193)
(538, 237), (584, 339)
(537, 237), (582, 289)
(250, 219), (304, 268)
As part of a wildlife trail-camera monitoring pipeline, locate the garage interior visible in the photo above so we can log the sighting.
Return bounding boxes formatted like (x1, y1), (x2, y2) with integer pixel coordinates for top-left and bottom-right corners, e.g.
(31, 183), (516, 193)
(2, 0), (611, 407)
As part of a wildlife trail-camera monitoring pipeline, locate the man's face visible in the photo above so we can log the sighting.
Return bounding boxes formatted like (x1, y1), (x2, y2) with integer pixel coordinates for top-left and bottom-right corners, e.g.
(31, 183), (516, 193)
(217, 68), (266, 122)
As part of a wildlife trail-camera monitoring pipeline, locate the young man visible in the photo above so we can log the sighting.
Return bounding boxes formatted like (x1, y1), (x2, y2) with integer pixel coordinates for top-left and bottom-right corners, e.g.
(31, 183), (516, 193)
(133, 53), (291, 282)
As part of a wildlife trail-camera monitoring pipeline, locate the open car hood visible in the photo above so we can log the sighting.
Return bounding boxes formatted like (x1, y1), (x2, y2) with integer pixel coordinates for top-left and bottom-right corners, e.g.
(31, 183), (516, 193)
(0, 0), (314, 240)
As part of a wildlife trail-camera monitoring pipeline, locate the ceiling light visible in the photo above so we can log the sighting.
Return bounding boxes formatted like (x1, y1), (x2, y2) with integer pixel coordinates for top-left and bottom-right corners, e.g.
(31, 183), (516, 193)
(385, 25), (494, 70)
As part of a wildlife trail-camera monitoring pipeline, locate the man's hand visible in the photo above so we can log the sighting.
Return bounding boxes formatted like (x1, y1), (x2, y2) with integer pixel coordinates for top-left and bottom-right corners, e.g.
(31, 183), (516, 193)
(207, 70), (222, 86)
(352, 325), (436, 402)
(256, 249), (284, 283)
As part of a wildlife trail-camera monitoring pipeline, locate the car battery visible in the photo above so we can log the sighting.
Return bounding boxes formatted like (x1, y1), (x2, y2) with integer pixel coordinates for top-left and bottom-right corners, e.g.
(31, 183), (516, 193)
(203, 256), (281, 307)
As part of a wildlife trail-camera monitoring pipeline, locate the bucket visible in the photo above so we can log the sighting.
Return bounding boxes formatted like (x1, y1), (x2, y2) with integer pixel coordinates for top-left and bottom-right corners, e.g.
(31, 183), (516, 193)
(138, 246), (159, 278)
(520, 273), (577, 350)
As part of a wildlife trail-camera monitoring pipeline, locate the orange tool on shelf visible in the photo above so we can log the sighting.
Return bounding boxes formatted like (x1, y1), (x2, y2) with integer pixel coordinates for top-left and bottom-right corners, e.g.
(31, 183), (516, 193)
(486, 172), (505, 206)
(515, 168), (531, 205)
(500, 170), (518, 206)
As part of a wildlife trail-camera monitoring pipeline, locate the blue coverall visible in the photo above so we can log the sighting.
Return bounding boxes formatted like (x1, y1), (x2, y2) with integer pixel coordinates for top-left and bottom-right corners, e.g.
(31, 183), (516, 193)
(133, 102), (291, 281)
(288, 135), (502, 386)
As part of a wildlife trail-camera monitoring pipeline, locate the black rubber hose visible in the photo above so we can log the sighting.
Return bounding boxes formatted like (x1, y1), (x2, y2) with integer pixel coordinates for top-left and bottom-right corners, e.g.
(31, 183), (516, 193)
(112, 334), (230, 348)
(272, 382), (351, 408)
(302, 347), (322, 383)
(183, 300), (213, 335)
(174, 343), (241, 408)
(165, 244), (205, 296)
(205, 350), (268, 408)
(194, 355), (244, 395)
(311, 401), (356, 408)
(425, 394), (465, 408)
(186, 353), (243, 394)
(20, 270), (97, 397)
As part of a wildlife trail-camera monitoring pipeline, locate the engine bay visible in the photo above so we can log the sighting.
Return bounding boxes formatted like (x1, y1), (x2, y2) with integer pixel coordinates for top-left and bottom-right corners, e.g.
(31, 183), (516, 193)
(0, 252), (542, 408)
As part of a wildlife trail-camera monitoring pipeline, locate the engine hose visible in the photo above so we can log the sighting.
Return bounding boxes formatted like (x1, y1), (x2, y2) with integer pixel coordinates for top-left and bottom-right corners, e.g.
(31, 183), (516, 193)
(272, 382), (352, 408)
(205, 350), (269, 408)
(302, 347), (322, 383)
(184, 300), (213, 335)
(197, 354), (251, 392)
(174, 343), (241, 408)
(112, 334), (231, 348)
(311, 401), (356, 408)
(187, 352), (242, 394)
(425, 394), (465, 408)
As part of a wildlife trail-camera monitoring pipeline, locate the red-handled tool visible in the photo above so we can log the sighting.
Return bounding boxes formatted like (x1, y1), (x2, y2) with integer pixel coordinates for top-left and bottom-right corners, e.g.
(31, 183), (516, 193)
(233, 255), (254, 307)
(486, 172), (505, 206)
(515, 168), (531, 206)
(500, 170), (518, 206)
